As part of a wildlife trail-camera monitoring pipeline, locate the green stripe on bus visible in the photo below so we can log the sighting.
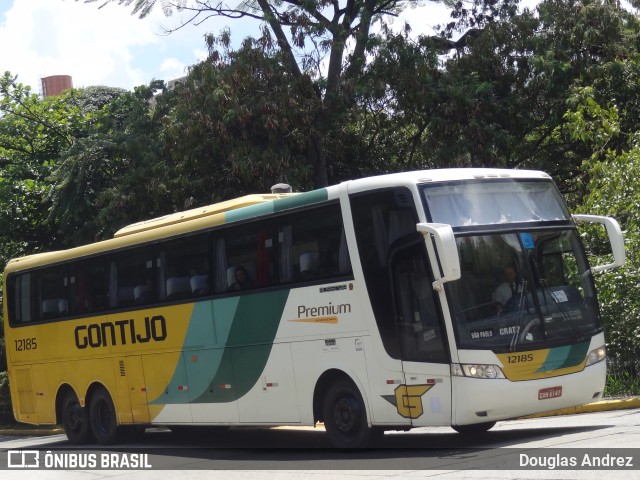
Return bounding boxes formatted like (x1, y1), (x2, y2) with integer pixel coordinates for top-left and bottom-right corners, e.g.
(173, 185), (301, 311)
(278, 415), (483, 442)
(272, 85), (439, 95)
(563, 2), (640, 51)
(225, 202), (275, 223)
(156, 289), (290, 405)
(558, 341), (590, 369)
(273, 189), (328, 212)
(536, 341), (589, 373)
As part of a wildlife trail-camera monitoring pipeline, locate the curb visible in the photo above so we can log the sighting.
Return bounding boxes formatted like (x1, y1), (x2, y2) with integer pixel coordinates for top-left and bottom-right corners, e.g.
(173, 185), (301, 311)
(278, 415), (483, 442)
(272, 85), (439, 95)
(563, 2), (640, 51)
(523, 396), (640, 419)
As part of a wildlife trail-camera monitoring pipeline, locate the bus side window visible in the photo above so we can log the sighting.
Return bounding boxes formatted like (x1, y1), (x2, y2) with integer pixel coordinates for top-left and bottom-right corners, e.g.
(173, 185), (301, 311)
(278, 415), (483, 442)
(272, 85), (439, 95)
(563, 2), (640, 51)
(216, 222), (274, 293)
(110, 248), (155, 308)
(8, 273), (35, 324)
(70, 260), (107, 315)
(38, 265), (70, 320)
(278, 203), (351, 284)
(159, 233), (210, 301)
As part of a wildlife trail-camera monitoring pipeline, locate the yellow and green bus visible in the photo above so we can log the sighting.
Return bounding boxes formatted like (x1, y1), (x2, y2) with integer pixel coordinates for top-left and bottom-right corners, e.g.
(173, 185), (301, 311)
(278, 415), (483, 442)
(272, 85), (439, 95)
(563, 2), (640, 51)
(2, 169), (625, 448)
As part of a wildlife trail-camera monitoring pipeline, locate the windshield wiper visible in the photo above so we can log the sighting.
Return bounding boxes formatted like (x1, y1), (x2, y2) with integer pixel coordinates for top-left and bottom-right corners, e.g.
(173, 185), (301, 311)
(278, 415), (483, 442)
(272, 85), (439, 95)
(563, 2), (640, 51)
(528, 250), (584, 342)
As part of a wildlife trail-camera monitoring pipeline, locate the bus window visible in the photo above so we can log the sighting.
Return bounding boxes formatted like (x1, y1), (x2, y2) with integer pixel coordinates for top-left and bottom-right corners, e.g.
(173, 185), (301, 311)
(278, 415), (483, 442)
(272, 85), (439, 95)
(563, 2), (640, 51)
(7, 273), (36, 324)
(278, 203), (351, 284)
(70, 260), (108, 315)
(39, 265), (70, 320)
(110, 248), (155, 308)
(216, 222), (274, 292)
(159, 234), (210, 301)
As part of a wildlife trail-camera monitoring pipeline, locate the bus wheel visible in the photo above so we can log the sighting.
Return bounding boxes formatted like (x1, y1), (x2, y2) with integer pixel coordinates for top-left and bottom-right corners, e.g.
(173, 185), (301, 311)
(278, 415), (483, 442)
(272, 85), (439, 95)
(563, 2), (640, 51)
(61, 390), (92, 444)
(322, 379), (371, 449)
(89, 387), (119, 445)
(452, 421), (496, 434)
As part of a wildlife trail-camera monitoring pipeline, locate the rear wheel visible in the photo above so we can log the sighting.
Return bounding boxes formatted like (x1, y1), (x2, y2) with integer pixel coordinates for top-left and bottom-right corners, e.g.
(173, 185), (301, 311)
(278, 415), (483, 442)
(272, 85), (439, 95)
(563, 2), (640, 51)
(452, 421), (496, 434)
(89, 386), (119, 445)
(61, 390), (92, 444)
(322, 379), (372, 449)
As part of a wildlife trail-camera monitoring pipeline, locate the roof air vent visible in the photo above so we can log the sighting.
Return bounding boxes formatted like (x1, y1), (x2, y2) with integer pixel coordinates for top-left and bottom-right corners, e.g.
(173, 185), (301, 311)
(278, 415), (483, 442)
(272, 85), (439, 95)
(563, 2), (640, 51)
(271, 183), (292, 193)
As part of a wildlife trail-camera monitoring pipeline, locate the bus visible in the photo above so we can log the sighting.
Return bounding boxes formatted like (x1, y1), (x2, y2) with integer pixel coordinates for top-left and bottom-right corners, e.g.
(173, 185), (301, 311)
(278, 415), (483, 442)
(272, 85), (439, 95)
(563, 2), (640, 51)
(2, 168), (625, 448)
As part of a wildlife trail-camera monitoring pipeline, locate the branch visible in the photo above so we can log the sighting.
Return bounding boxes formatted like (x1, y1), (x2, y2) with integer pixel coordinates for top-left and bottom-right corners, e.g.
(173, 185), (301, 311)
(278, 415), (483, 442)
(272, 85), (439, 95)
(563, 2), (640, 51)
(344, 0), (374, 80)
(280, 0), (332, 30)
(254, 0), (303, 78)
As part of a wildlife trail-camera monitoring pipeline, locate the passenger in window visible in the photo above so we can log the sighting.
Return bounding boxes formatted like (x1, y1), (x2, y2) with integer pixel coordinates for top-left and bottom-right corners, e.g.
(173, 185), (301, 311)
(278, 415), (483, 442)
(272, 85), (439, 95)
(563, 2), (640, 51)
(229, 266), (252, 291)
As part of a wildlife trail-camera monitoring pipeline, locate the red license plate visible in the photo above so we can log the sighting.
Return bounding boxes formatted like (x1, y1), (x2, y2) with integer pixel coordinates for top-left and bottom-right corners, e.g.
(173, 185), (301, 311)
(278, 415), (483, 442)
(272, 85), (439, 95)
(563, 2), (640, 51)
(538, 386), (563, 400)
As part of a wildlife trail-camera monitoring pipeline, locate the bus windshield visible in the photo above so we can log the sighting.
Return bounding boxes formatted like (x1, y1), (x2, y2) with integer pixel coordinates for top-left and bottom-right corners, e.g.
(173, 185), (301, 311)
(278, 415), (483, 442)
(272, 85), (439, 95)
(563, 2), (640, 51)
(421, 179), (570, 226)
(444, 230), (602, 351)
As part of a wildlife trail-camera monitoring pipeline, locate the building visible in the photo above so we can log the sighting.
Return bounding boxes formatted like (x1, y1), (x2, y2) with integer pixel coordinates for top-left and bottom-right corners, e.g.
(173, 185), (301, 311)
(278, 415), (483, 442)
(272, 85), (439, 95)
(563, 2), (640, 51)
(41, 75), (73, 97)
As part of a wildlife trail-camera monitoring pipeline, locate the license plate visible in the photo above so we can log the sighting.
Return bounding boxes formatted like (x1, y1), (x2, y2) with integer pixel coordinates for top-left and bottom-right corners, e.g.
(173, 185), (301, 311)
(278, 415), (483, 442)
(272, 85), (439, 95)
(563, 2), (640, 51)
(538, 386), (563, 400)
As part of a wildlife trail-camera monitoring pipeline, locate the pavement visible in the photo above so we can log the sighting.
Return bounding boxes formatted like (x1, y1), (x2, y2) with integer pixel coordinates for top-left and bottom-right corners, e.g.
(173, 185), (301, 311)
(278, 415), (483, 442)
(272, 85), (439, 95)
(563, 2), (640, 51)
(1, 397), (639, 437)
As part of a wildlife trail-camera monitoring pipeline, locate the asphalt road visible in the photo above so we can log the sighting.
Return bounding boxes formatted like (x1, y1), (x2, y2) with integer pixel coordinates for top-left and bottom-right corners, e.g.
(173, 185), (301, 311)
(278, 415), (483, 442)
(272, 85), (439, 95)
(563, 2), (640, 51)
(1, 408), (640, 479)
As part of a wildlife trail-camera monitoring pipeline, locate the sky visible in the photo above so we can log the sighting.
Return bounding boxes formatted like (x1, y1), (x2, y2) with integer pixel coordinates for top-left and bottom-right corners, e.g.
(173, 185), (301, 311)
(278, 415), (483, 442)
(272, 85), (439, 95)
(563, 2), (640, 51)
(0, 0), (460, 93)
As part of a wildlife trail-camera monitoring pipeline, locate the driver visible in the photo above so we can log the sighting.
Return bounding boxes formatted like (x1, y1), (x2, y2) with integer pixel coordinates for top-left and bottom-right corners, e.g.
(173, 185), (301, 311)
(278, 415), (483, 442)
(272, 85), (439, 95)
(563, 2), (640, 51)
(493, 265), (521, 312)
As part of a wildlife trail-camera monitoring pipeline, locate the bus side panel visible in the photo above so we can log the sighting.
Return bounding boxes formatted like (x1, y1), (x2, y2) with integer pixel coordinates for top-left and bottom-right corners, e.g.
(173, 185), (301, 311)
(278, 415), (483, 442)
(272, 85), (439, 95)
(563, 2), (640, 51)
(276, 283), (371, 425)
(236, 343), (301, 423)
(188, 347), (240, 424)
(8, 366), (38, 424)
(144, 352), (192, 423)
(360, 332), (413, 426)
(113, 356), (149, 424)
(290, 337), (370, 425)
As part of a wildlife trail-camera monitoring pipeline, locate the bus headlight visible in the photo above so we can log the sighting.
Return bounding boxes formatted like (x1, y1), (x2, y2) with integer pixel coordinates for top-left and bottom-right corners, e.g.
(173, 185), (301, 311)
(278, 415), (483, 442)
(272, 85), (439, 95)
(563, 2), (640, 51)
(452, 364), (505, 379)
(585, 345), (606, 366)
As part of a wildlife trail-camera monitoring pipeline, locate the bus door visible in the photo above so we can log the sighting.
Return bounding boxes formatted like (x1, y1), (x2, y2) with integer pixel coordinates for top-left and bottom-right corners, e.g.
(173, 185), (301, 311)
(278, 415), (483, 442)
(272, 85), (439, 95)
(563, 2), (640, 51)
(390, 241), (452, 427)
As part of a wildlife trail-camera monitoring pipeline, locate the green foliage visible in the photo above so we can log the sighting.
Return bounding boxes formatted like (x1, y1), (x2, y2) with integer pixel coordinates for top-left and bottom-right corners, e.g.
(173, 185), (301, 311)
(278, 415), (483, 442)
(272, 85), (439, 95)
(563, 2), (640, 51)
(0, 370), (12, 425)
(48, 82), (170, 242)
(164, 33), (319, 198)
(0, 337), (11, 425)
(564, 85), (640, 390)
(605, 369), (640, 397)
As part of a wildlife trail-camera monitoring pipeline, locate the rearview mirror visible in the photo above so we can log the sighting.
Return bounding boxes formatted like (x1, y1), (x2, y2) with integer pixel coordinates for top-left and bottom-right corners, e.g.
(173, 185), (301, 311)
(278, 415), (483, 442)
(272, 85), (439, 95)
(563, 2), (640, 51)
(572, 214), (625, 273)
(417, 223), (461, 290)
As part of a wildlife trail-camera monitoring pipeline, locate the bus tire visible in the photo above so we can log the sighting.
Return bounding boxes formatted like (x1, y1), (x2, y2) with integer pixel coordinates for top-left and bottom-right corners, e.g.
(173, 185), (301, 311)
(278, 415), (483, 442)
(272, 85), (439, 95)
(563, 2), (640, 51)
(322, 379), (372, 449)
(452, 421), (496, 434)
(89, 386), (119, 445)
(61, 390), (92, 444)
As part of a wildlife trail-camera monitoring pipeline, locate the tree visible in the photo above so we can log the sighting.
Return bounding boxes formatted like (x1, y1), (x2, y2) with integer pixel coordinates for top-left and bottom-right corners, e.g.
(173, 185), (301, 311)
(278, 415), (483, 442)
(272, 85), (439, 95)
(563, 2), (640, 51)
(83, 0), (429, 187)
(0, 72), (85, 261)
(48, 81), (171, 244)
(562, 80), (640, 394)
(0, 73), (131, 255)
(161, 33), (321, 199)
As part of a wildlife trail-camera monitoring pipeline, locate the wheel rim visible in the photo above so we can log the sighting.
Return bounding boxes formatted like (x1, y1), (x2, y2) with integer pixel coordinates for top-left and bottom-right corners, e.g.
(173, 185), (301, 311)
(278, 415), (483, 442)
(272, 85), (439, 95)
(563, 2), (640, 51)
(332, 394), (361, 434)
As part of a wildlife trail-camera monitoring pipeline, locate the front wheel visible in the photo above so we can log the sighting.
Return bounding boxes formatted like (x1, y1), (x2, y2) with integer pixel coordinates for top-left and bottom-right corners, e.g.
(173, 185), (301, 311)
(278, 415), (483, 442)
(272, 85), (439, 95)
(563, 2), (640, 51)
(89, 386), (119, 445)
(60, 390), (92, 444)
(452, 421), (496, 434)
(322, 379), (372, 449)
